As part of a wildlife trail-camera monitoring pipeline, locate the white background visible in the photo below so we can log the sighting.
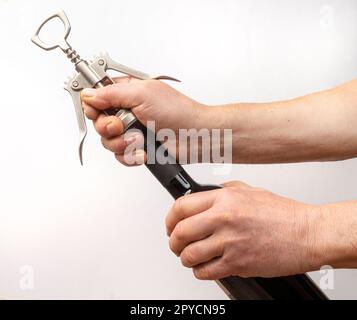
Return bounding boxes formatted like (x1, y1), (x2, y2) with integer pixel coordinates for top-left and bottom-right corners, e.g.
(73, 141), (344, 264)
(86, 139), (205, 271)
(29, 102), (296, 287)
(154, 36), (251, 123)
(0, 0), (357, 299)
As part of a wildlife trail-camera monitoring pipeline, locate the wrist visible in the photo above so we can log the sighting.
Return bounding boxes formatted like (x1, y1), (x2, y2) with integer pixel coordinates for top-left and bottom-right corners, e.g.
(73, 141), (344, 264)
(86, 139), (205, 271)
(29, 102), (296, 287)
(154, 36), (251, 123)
(314, 203), (357, 270)
(193, 104), (233, 163)
(195, 103), (220, 130)
(306, 204), (355, 271)
(300, 205), (330, 272)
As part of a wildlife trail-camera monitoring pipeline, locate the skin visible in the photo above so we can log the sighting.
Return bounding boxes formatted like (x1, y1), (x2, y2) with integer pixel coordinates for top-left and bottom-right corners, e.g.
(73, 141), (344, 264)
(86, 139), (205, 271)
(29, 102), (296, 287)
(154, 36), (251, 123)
(81, 77), (357, 280)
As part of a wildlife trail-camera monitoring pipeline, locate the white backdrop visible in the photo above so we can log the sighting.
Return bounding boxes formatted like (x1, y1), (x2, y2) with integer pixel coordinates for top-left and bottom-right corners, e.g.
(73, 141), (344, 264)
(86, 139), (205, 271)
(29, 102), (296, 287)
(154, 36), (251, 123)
(0, 0), (357, 299)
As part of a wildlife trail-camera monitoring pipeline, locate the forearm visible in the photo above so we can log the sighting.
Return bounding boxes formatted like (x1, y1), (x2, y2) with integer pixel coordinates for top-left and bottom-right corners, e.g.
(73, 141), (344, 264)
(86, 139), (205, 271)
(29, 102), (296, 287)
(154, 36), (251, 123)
(205, 79), (357, 164)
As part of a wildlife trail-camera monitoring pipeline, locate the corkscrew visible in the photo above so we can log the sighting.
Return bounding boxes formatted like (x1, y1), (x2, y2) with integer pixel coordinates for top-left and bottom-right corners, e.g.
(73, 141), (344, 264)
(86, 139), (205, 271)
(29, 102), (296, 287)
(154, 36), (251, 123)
(31, 11), (328, 300)
(31, 11), (178, 165)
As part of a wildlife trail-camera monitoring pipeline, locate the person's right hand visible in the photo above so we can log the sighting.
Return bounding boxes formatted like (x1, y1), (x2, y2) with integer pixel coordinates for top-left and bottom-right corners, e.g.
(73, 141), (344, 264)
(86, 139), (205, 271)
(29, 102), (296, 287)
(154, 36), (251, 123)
(81, 77), (210, 166)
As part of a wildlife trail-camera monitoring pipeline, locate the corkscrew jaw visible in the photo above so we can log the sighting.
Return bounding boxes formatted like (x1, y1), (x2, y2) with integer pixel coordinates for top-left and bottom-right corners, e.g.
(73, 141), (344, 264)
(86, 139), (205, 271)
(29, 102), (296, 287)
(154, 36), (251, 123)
(31, 11), (72, 52)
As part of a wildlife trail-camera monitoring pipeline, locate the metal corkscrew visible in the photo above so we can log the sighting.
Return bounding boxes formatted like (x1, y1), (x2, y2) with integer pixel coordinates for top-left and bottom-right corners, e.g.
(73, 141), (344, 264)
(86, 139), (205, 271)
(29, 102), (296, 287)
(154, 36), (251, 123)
(32, 11), (328, 300)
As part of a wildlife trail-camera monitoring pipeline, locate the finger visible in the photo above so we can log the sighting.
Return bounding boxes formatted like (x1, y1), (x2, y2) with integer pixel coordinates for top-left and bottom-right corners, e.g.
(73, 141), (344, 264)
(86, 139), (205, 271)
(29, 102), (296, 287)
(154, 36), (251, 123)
(193, 257), (231, 280)
(223, 180), (250, 189)
(81, 77), (141, 113)
(80, 81), (147, 110)
(82, 101), (100, 121)
(93, 114), (124, 139)
(101, 136), (127, 155)
(101, 131), (144, 155)
(115, 150), (147, 167)
(169, 210), (217, 256)
(166, 191), (217, 236)
(180, 235), (224, 268)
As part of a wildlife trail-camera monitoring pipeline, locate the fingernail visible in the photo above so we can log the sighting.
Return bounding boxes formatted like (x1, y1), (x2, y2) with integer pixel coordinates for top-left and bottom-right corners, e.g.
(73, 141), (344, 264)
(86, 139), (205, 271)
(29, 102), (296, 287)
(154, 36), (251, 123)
(106, 122), (117, 135)
(81, 88), (97, 99)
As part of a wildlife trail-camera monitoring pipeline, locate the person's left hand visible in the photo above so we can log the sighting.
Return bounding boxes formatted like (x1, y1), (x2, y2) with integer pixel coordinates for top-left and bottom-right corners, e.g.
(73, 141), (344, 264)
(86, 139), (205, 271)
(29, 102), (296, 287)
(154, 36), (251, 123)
(166, 181), (324, 280)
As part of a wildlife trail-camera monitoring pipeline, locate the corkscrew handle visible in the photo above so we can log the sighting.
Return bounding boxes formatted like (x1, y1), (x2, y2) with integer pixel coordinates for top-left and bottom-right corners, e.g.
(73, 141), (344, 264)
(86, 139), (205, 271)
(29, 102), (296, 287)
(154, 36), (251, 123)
(31, 11), (72, 52)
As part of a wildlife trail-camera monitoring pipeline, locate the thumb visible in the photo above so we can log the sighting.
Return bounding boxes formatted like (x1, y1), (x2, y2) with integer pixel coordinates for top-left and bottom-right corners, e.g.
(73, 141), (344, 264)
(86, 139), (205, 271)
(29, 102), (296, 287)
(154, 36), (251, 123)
(80, 81), (147, 110)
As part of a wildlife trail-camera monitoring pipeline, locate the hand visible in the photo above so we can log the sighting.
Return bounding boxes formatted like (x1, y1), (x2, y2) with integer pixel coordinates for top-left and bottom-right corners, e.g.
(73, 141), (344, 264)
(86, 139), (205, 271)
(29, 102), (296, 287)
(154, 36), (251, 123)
(166, 181), (325, 280)
(80, 77), (209, 165)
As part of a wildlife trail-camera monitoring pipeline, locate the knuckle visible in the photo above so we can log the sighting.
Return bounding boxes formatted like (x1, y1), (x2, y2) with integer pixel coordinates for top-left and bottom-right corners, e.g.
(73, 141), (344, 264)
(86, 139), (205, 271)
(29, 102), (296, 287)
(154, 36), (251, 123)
(165, 214), (170, 231)
(95, 125), (106, 136)
(105, 139), (124, 154)
(223, 235), (236, 250)
(193, 266), (212, 280)
(101, 137), (109, 150)
(220, 210), (233, 225)
(218, 236), (229, 253)
(95, 118), (109, 136)
(221, 254), (231, 265)
(114, 138), (126, 154)
(173, 221), (186, 241)
(169, 237), (181, 256)
(165, 212), (174, 233)
(102, 84), (115, 100)
(181, 248), (197, 267)
(173, 197), (185, 217)
(233, 255), (251, 277)
(115, 154), (130, 167)
(218, 187), (236, 204)
(168, 236), (177, 253)
(222, 186), (235, 196)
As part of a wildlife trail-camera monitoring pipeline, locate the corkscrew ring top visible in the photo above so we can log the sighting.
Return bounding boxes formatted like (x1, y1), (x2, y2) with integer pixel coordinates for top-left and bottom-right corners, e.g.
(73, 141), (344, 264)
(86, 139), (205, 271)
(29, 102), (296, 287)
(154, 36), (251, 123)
(31, 11), (72, 52)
